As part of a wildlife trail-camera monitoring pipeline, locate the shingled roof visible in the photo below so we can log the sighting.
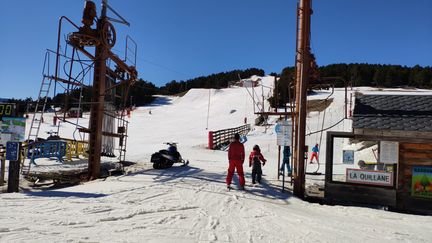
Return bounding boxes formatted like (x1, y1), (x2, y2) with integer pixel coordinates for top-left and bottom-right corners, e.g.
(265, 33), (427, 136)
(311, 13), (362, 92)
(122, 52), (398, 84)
(353, 95), (432, 132)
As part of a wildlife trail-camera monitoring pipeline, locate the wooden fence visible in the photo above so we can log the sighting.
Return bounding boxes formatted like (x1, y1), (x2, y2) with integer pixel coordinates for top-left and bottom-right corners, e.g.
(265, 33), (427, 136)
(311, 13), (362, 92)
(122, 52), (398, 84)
(208, 124), (251, 150)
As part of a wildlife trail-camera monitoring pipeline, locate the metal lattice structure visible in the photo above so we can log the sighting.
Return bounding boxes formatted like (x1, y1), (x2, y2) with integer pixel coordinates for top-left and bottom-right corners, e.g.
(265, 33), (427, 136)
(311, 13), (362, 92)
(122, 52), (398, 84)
(28, 0), (138, 179)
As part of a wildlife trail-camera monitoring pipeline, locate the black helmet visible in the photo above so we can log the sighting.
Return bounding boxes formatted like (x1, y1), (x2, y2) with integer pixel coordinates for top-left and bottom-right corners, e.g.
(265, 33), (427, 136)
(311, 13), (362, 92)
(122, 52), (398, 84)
(234, 133), (240, 140)
(253, 144), (260, 151)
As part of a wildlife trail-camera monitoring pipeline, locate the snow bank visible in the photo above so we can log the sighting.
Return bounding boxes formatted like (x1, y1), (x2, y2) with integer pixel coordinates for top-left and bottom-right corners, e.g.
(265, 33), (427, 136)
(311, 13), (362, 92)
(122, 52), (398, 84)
(1, 78), (431, 242)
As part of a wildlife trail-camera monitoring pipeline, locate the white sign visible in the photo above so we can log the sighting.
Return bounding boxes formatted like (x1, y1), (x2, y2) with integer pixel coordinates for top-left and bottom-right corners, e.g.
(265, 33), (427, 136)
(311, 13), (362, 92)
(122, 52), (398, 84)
(276, 120), (292, 146)
(346, 168), (393, 186)
(380, 141), (399, 164)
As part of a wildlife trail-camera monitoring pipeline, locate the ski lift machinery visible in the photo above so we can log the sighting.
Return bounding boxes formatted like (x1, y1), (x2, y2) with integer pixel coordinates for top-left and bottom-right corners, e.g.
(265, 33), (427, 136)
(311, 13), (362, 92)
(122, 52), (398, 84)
(27, 0), (138, 179)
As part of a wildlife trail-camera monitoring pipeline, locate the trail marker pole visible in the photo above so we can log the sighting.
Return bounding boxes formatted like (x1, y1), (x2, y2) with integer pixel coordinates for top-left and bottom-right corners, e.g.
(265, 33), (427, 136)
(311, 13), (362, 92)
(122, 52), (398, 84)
(6, 142), (21, 193)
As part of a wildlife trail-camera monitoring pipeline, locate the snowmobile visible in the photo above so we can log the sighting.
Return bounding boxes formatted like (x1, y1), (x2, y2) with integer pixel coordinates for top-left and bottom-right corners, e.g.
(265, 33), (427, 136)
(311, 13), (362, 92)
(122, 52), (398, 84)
(151, 142), (189, 169)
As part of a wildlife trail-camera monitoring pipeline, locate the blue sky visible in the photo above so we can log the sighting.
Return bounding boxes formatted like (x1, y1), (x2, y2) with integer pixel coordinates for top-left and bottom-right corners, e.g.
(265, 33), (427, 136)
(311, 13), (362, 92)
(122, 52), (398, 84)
(0, 0), (431, 99)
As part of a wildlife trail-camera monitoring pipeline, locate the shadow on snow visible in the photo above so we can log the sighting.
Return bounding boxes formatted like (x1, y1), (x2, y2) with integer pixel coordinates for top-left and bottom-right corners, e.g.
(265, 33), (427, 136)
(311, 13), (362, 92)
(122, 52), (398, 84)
(146, 97), (172, 107)
(25, 190), (108, 198)
(131, 165), (293, 202)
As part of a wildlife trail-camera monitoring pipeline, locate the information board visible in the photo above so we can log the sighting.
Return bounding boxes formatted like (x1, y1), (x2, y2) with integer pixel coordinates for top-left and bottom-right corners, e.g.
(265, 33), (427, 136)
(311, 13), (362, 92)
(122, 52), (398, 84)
(275, 120), (292, 146)
(379, 141), (399, 164)
(0, 133), (12, 146)
(0, 117), (26, 142)
(6, 141), (19, 161)
(343, 150), (354, 164)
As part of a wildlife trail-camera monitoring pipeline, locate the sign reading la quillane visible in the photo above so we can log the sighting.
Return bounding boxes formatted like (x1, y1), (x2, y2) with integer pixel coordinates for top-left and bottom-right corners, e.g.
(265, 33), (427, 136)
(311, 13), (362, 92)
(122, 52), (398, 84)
(346, 169), (393, 186)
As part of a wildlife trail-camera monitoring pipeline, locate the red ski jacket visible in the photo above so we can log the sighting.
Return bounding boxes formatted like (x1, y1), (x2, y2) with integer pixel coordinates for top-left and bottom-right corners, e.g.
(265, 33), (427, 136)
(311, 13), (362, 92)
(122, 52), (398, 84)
(249, 150), (266, 167)
(228, 140), (245, 163)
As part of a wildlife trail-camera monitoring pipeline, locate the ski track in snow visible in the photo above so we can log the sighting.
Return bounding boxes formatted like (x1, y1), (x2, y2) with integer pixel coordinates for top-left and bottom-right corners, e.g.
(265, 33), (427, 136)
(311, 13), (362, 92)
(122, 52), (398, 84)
(1, 79), (432, 242)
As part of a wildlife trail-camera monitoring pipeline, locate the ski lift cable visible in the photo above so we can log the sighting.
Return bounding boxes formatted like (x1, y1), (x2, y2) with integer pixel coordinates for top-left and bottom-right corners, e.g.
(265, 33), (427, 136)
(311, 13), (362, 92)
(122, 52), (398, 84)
(306, 117), (345, 137)
(73, 55), (86, 141)
(317, 104), (327, 161)
(306, 84), (335, 110)
(315, 111), (321, 142)
(242, 82), (261, 112)
(244, 89), (248, 118)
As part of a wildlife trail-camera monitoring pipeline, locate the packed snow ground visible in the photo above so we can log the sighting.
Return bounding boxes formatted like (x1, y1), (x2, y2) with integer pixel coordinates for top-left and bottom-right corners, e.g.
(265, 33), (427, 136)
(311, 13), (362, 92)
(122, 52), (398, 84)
(1, 76), (432, 242)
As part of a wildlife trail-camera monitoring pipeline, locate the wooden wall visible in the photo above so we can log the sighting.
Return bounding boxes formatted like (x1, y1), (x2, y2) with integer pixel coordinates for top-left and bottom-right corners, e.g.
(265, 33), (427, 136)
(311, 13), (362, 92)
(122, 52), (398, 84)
(398, 143), (432, 213)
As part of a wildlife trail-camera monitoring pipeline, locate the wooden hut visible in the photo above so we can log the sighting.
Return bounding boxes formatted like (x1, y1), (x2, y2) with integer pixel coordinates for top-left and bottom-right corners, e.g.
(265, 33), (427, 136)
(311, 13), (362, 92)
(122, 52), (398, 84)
(325, 94), (432, 214)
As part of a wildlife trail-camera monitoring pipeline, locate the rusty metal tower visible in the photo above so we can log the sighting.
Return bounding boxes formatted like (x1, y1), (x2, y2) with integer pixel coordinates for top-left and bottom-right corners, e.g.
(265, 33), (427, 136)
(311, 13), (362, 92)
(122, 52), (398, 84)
(293, 0), (314, 198)
(74, 0), (137, 179)
(43, 0), (138, 179)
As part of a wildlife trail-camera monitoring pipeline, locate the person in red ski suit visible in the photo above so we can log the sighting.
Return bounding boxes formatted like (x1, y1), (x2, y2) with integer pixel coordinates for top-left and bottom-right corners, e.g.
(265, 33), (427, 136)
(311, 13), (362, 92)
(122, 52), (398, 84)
(226, 133), (245, 189)
(249, 145), (267, 184)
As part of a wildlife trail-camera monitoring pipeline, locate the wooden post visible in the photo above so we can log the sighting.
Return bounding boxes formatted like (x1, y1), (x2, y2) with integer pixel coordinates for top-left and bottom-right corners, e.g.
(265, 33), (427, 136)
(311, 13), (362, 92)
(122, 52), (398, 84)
(0, 157), (5, 186)
(208, 131), (214, 150)
(7, 143), (21, 193)
(0, 145), (5, 186)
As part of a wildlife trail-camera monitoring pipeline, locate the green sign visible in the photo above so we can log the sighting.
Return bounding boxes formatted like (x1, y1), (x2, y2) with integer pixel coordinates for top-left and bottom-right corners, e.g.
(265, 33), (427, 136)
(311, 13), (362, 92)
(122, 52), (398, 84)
(411, 166), (432, 198)
(0, 117), (26, 142)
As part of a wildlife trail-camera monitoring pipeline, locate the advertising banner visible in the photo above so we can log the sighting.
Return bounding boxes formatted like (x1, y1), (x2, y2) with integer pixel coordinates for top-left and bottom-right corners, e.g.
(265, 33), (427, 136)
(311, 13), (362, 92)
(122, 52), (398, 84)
(411, 166), (432, 199)
(0, 117), (26, 142)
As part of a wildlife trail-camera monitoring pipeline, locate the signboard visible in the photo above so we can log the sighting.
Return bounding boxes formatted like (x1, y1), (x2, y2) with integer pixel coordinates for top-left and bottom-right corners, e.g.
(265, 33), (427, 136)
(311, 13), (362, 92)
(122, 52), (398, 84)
(343, 150), (354, 164)
(0, 133), (12, 146)
(6, 142), (19, 161)
(411, 166), (432, 199)
(0, 117), (26, 142)
(0, 103), (17, 118)
(379, 141), (399, 164)
(275, 120), (292, 146)
(346, 168), (393, 186)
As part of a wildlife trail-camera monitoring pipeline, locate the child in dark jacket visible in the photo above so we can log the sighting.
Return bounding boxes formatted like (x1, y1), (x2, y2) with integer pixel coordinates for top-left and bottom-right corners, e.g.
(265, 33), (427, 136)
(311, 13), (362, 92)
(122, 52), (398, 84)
(249, 145), (267, 184)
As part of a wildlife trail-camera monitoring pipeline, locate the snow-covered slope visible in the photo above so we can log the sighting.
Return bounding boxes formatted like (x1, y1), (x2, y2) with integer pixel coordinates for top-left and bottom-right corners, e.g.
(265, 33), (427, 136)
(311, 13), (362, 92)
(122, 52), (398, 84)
(1, 77), (432, 242)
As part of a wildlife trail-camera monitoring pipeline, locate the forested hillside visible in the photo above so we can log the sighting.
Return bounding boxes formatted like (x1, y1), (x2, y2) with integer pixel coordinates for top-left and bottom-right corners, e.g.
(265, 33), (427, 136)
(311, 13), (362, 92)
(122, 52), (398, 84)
(158, 68), (265, 95)
(7, 64), (431, 110)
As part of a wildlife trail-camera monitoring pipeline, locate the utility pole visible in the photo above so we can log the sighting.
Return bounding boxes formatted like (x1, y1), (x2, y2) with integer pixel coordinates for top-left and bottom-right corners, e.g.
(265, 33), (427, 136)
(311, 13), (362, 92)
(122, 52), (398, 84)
(293, 0), (313, 198)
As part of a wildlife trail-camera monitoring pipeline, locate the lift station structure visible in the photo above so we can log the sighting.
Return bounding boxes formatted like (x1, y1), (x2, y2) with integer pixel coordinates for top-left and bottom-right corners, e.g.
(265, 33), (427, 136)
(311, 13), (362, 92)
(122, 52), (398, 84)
(27, 0), (138, 179)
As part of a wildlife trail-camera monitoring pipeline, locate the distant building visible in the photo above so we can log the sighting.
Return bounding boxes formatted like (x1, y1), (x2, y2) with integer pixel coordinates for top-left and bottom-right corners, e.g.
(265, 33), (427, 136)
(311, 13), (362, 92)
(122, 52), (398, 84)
(240, 77), (261, 87)
(68, 107), (83, 118)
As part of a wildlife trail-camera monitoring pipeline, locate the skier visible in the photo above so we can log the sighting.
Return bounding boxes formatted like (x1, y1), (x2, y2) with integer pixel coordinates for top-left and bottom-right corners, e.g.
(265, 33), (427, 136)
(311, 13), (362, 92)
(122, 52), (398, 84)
(226, 133), (246, 190)
(310, 143), (319, 164)
(279, 146), (292, 176)
(249, 144), (267, 184)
